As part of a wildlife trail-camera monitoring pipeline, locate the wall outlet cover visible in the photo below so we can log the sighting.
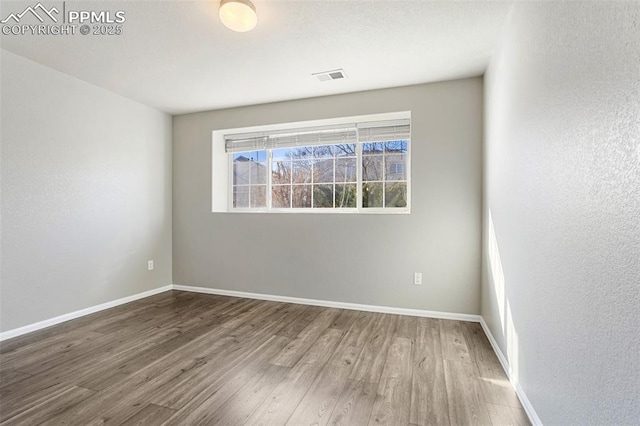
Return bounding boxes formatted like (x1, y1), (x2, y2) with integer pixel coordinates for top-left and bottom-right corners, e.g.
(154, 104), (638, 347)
(414, 272), (422, 285)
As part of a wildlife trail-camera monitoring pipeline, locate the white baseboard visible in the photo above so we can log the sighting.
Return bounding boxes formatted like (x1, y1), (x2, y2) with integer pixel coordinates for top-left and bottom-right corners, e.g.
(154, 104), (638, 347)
(172, 284), (481, 323)
(0, 285), (173, 342)
(480, 317), (543, 426)
(1, 283), (478, 342)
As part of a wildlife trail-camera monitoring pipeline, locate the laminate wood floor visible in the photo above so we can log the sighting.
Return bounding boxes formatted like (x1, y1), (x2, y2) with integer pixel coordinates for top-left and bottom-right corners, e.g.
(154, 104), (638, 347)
(0, 291), (529, 425)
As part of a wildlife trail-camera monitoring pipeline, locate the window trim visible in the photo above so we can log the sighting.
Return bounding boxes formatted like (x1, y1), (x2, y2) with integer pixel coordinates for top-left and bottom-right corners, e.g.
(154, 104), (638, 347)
(212, 111), (411, 214)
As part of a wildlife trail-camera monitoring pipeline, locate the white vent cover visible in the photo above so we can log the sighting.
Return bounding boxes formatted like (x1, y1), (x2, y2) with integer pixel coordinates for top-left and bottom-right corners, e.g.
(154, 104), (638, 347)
(312, 69), (347, 81)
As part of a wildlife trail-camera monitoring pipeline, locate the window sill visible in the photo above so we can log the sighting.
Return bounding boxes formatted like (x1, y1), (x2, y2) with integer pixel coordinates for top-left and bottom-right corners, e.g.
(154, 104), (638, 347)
(219, 208), (411, 215)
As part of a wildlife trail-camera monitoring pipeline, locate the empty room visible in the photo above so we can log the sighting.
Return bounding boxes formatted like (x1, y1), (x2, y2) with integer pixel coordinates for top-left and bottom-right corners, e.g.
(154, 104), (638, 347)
(0, 0), (638, 425)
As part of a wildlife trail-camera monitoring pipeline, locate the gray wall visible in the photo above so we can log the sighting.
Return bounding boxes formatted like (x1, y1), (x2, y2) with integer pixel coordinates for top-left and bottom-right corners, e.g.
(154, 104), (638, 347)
(173, 78), (483, 314)
(483, 2), (640, 424)
(0, 50), (173, 332)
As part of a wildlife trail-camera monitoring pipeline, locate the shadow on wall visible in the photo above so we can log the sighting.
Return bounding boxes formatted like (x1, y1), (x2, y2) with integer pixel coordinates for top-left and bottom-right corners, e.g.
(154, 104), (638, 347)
(487, 209), (520, 387)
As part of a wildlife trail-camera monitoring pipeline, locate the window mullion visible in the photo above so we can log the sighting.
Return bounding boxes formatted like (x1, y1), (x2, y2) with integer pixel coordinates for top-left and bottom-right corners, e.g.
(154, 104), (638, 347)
(311, 158), (315, 209)
(229, 154), (234, 210)
(332, 157), (335, 208)
(248, 153), (252, 208)
(356, 140), (363, 211)
(267, 149), (273, 211)
(382, 152), (386, 209)
(289, 158), (293, 209)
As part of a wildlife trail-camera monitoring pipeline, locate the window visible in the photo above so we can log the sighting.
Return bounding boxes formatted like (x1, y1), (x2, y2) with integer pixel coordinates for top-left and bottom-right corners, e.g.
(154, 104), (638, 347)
(232, 150), (267, 208)
(361, 141), (408, 208)
(220, 114), (410, 213)
(270, 144), (358, 208)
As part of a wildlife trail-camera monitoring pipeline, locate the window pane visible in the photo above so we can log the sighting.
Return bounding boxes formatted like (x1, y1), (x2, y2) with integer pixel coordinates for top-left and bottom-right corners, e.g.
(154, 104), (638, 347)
(362, 155), (383, 181)
(336, 158), (356, 182)
(233, 151), (266, 185)
(292, 185), (312, 208)
(233, 186), (249, 208)
(362, 142), (384, 154)
(385, 154), (406, 181)
(251, 162), (267, 184)
(292, 160), (312, 183)
(335, 184), (356, 208)
(313, 159), (334, 183)
(385, 140), (408, 153)
(250, 185), (266, 208)
(288, 147), (311, 160)
(233, 162), (250, 185)
(334, 143), (356, 156)
(313, 145), (333, 158)
(233, 151), (264, 161)
(385, 182), (407, 207)
(313, 185), (334, 208)
(272, 148), (293, 161)
(362, 182), (383, 208)
(272, 161), (291, 185)
(272, 185), (291, 208)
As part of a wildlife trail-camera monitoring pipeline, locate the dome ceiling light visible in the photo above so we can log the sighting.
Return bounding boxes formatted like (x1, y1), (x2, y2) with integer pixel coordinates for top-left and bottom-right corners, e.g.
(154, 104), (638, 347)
(219, 0), (257, 33)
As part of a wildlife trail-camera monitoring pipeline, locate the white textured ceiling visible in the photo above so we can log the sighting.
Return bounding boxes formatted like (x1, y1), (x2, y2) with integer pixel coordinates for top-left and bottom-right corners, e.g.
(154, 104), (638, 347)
(0, 0), (512, 114)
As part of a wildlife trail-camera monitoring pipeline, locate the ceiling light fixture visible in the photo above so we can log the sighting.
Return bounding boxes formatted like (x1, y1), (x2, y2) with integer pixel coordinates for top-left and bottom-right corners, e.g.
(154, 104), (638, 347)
(219, 0), (257, 32)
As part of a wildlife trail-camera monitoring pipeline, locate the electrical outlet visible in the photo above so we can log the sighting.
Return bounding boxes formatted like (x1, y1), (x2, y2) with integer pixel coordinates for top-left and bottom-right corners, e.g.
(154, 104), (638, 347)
(413, 272), (422, 285)
(148, 260), (154, 271)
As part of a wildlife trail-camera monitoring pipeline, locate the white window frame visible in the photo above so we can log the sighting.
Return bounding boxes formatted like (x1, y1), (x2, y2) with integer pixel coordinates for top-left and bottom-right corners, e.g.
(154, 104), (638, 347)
(212, 111), (411, 214)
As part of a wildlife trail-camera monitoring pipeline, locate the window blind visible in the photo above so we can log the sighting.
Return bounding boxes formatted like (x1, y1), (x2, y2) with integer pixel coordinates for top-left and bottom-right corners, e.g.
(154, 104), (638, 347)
(225, 125), (356, 153)
(224, 118), (410, 153)
(357, 119), (411, 143)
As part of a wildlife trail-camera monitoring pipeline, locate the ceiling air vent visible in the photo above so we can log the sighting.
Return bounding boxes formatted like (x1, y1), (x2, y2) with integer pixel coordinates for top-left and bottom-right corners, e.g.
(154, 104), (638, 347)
(313, 69), (347, 82)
